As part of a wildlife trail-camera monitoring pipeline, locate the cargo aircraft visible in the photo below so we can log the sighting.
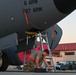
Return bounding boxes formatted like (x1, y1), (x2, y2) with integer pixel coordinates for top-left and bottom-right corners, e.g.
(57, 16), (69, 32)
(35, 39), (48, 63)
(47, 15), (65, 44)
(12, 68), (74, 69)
(0, 0), (76, 71)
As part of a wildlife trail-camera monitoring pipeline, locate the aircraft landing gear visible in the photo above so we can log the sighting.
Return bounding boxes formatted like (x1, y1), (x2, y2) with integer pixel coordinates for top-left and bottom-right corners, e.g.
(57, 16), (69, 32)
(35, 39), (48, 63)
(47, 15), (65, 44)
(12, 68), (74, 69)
(0, 52), (8, 71)
(0, 51), (2, 68)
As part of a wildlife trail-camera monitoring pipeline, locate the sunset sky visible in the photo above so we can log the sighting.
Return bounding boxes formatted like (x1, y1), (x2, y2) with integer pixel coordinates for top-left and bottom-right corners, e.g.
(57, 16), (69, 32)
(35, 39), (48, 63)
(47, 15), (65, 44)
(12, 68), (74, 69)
(58, 10), (76, 44)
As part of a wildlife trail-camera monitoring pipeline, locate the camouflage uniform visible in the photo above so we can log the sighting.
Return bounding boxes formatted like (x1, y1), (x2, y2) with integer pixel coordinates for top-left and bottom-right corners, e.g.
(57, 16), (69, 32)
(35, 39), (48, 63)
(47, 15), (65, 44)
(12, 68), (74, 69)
(23, 50), (43, 72)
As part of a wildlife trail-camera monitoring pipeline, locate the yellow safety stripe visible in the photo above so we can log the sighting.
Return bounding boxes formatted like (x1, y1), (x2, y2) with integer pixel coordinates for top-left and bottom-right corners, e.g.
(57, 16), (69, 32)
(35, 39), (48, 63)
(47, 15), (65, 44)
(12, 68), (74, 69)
(25, 31), (37, 35)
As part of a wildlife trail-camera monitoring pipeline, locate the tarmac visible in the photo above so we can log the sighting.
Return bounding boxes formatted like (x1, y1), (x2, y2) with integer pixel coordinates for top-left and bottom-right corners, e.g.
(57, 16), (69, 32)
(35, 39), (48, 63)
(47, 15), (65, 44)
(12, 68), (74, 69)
(0, 67), (76, 75)
(0, 71), (76, 75)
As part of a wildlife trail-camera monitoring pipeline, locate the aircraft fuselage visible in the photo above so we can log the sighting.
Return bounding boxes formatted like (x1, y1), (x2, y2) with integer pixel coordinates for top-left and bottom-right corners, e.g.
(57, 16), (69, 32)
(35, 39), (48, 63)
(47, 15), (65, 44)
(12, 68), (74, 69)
(0, 0), (75, 39)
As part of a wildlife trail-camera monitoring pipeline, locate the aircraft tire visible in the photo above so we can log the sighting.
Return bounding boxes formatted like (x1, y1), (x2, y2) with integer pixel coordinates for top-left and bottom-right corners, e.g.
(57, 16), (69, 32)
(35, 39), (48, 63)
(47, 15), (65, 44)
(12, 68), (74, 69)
(0, 54), (8, 71)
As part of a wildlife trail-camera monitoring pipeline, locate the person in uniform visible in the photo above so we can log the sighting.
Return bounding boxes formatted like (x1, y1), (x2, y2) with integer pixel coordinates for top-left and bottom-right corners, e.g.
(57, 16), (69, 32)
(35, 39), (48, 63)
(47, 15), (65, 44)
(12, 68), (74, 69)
(23, 49), (51, 72)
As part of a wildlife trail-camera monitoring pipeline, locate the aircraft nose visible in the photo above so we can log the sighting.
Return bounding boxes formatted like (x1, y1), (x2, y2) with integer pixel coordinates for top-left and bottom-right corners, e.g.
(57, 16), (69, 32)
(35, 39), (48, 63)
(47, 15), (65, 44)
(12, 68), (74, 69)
(53, 0), (76, 14)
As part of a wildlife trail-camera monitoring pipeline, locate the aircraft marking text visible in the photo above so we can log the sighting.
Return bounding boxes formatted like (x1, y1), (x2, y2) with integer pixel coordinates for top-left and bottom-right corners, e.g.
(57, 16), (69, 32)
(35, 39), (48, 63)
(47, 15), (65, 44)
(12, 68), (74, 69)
(23, 0), (42, 13)
(33, 7), (42, 12)
(25, 7), (42, 13)
(24, 0), (38, 6)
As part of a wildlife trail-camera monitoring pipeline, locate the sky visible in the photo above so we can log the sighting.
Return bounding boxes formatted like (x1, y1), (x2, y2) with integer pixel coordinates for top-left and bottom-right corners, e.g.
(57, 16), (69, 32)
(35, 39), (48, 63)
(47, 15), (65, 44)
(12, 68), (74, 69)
(57, 10), (76, 44)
